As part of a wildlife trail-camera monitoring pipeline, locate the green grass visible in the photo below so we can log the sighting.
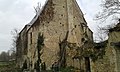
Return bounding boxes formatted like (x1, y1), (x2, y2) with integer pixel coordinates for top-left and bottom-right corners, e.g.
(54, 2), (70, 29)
(0, 61), (9, 65)
(0, 61), (17, 72)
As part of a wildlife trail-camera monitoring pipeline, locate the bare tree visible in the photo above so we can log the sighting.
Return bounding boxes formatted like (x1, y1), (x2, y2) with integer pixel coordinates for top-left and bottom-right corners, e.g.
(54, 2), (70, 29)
(34, 2), (41, 14)
(94, 25), (109, 42)
(10, 28), (19, 60)
(95, 0), (120, 22)
(11, 29), (19, 51)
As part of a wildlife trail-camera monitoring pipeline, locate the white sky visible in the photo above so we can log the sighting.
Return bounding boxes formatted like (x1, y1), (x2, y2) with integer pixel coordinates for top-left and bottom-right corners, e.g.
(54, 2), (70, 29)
(0, 0), (102, 53)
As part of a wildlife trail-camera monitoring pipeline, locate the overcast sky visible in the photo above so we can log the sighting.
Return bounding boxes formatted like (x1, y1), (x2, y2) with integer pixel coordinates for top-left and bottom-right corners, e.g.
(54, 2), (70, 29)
(0, 0), (102, 53)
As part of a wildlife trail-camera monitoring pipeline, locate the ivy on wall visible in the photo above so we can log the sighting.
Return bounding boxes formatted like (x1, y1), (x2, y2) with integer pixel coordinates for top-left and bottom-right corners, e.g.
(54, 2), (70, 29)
(59, 38), (107, 64)
(68, 41), (107, 62)
(34, 33), (45, 71)
(58, 31), (69, 68)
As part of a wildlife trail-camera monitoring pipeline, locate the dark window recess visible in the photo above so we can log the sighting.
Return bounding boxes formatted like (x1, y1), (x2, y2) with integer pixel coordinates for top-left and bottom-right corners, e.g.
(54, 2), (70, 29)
(80, 23), (84, 30)
(30, 61), (32, 67)
(63, 6), (65, 8)
(85, 57), (91, 72)
(94, 41), (107, 48)
(81, 38), (85, 42)
(22, 60), (27, 70)
(74, 25), (77, 28)
(60, 23), (61, 24)
(61, 14), (63, 16)
(30, 32), (32, 44)
(110, 42), (120, 47)
(56, 31), (57, 33)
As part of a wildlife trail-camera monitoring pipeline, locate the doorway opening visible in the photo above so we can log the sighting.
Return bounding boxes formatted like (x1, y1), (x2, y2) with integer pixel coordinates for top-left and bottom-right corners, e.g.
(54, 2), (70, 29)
(85, 57), (91, 72)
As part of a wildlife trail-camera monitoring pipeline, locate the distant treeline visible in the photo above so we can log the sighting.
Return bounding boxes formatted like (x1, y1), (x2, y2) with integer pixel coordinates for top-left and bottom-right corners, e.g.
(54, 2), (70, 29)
(0, 51), (15, 62)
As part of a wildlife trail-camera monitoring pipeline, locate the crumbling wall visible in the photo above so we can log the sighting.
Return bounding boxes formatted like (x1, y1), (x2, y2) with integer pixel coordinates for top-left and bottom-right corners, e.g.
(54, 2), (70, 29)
(64, 0), (93, 71)
(108, 29), (120, 72)
(17, 0), (120, 72)
(16, 25), (31, 68)
(91, 23), (120, 72)
(90, 46), (116, 72)
(27, 0), (68, 70)
(19, 0), (93, 71)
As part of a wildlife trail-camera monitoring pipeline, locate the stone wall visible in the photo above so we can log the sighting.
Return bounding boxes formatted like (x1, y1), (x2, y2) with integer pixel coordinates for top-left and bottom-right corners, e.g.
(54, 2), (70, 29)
(91, 23), (120, 72)
(17, 0), (93, 71)
(17, 0), (120, 71)
(16, 24), (31, 68)
(108, 27), (120, 72)
(26, 0), (93, 70)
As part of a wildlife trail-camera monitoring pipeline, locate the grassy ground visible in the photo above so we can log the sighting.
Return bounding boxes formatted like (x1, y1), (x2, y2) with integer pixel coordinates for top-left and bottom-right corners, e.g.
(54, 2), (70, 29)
(0, 61), (19, 72)
(0, 61), (79, 72)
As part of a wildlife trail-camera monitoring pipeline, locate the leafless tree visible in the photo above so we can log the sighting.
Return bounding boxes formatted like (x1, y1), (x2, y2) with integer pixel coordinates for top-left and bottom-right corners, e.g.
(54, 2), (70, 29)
(94, 0), (120, 42)
(95, 0), (120, 22)
(34, 2), (41, 14)
(94, 25), (109, 42)
(10, 28), (19, 59)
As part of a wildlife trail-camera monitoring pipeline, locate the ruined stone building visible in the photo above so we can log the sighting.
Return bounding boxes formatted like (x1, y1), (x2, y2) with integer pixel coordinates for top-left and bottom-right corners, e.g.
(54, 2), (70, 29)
(87, 22), (120, 72)
(108, 23), (120, 72)
(16, 24), (31, 68)
(16, 0), (120, 72)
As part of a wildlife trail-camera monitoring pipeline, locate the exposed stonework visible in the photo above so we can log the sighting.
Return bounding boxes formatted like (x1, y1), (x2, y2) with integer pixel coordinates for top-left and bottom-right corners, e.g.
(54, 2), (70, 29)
(91, 23), (120, 72)
(17, 0), (93, 71)
(16, 24), (31, 68)
(16, 0), (120, 72)
(108, 23), (120, 72)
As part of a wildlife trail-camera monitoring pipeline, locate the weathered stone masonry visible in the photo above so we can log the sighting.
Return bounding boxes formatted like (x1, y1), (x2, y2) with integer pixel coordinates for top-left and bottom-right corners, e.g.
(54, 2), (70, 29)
(16, 24), (31, 68)
(16, 0), (93, 71)
(90, 23), (120, 72)
(16, 0), (120, 72)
